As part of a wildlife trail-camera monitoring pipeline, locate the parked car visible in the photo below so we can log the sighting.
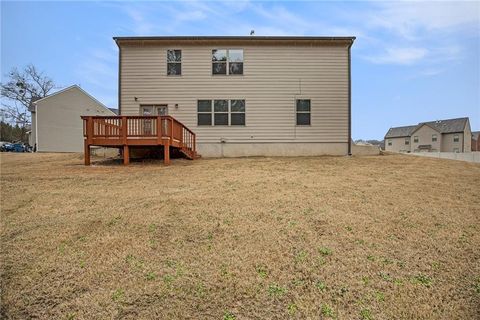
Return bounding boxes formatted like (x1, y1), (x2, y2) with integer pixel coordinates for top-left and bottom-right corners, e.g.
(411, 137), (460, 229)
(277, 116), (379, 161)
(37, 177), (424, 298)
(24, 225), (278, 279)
(0, 142), (13, 152)
(1, 143), (28, 152)
(12, 143), (26, 152)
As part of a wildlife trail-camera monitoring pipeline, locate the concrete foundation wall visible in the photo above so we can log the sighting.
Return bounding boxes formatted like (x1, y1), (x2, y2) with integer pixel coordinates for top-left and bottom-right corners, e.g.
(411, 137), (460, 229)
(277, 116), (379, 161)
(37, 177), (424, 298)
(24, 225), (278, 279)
(352, 144), (381, 156)
(408, 151), (480, 163)
(197, 142), (349, 157)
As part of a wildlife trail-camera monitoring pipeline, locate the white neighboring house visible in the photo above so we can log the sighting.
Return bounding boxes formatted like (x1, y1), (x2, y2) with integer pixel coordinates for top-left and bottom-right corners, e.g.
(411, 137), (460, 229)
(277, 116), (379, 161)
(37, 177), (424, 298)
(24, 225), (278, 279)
(30, 85), (116, 152)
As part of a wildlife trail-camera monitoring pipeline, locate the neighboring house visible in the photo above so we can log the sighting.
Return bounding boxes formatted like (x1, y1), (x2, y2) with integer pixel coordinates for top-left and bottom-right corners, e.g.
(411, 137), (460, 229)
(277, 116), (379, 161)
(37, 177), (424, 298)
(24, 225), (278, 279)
(114, 36), (355, 157)
(472, 131), (480, 151)
(31, 85), (116, 152)
(108, 108), (119, 115)
(385, 117), (472, 153)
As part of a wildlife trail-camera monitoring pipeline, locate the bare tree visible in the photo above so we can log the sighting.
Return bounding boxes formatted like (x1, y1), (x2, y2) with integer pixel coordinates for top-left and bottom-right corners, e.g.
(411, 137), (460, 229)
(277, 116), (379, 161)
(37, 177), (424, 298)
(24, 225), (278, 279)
(1, 64), (55, 142)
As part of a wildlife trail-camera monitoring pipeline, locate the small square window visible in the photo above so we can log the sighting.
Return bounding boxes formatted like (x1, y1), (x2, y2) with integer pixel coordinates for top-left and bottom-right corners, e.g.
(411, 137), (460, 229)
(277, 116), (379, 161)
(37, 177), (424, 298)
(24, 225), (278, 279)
(214, 100), (228, 112)
(231, 113), (245, 125)
(388, 140), (392, 146)
(432, 134), (437, 142)
(198, 113), (212, 126)
(453, 135), (459, 142)
(413, 136), (418, 143)
(214, 113), (228, 125)
(405, 138), (409, 145)
(197, 100), (212, 112)
(231, 100), (245, 112)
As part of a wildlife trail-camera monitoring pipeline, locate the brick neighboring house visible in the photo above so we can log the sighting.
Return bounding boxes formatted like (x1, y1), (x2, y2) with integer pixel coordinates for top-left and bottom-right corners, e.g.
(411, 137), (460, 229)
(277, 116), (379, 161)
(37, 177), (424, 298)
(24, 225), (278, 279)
(385, 117), (472, 153)
(472, 131), (480, 151)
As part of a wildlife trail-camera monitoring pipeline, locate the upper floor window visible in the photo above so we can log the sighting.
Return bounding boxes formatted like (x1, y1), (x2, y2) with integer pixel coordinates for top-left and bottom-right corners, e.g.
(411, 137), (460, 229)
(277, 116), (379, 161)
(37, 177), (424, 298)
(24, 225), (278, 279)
(296, 99), (311, 125)
(453, 134), (459, 142)
(388, 140), (392, 146)
(405, 138), (409, 145)
(432, 134), (437, 142)
(167, 50), (181, 75)
(212, 49), (243, 75)
(413, 136), (418, 143)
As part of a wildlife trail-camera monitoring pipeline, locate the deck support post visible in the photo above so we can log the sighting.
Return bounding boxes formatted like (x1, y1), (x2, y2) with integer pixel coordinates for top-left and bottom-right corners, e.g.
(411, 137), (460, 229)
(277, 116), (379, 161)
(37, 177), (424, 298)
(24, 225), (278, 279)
(123, 145), (130, 165)
(84, 143), (90, 165)
(164, 140), (170, 165)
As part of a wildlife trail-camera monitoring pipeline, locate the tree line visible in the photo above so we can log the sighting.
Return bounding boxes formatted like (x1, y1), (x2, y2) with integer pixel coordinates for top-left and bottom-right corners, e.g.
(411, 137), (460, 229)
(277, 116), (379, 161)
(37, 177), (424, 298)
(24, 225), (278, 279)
(0, 64), (55, 143)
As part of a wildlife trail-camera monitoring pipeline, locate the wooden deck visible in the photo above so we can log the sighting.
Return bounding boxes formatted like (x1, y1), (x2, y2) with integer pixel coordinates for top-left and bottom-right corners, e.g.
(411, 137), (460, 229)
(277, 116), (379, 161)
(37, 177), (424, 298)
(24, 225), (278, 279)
(81, 116), (197, 165)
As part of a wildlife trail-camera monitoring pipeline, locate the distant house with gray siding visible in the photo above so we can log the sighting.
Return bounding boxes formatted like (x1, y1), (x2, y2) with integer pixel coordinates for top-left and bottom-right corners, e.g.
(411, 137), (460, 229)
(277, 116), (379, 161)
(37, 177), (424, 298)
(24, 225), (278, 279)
(115, 36), (355, 157)
(30, 85), (115, 152)
(385, 117), (472, 153)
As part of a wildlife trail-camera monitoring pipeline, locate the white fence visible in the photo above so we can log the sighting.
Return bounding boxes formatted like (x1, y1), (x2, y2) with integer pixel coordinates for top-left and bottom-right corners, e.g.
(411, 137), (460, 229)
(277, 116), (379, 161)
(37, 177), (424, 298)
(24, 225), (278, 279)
(407, 151), (480, 163)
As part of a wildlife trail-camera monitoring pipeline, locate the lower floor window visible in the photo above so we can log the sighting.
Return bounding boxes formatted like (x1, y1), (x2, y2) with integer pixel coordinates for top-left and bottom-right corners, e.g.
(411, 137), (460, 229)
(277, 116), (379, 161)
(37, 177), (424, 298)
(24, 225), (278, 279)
(197, 99), (245, 126)
(296, 99), (311, 125)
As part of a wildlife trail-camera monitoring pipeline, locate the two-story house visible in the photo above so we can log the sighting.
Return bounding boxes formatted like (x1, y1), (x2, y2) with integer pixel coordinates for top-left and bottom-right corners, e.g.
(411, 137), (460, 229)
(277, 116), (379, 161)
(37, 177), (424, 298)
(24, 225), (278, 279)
(113, 36), (355, 157)
(385, 117), (472, 153)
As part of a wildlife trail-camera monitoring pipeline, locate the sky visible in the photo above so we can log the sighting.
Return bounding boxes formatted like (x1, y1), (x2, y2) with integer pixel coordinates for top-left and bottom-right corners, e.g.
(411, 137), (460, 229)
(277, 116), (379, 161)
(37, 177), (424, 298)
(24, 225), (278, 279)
(1, 0), (479, 140)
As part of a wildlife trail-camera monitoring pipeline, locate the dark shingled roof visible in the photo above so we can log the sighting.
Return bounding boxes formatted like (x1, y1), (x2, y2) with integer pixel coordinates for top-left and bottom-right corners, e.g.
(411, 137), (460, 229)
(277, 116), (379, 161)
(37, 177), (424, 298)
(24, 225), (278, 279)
(108, 108), (119, 115)
(385, 125), (418, 138)
(420, 117), (469, 134)
(385, 117), (469, 138)
(472, 131), (480, 140)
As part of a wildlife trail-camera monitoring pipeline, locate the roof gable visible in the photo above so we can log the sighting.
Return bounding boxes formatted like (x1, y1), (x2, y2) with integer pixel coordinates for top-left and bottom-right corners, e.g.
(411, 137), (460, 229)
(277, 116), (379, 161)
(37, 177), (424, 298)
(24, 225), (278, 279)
(386, 117), (469, 138)
(385, 125), (418, 138)
(419, 118), (468, 134)
(33, 85), (115, 115)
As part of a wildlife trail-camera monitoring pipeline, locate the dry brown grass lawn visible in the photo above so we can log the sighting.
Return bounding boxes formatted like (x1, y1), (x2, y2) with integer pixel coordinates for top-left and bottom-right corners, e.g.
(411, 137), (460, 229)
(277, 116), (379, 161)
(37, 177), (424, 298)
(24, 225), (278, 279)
(1, 152), (479, 319)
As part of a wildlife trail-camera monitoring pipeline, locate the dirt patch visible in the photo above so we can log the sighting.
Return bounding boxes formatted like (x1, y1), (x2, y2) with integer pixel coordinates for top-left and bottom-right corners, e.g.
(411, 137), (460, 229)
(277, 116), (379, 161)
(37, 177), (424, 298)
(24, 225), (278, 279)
(1, 152), (479, 319)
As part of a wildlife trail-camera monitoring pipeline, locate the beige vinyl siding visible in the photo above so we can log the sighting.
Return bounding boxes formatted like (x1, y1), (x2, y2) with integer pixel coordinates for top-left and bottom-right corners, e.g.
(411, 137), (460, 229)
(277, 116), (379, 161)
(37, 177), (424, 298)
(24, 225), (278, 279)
(36, 86), (114, 152)
(411, 125), (441, 152)
(385, 137), (411, 153)
(441, 133), (464, 152)
(120, 44), (349, 144)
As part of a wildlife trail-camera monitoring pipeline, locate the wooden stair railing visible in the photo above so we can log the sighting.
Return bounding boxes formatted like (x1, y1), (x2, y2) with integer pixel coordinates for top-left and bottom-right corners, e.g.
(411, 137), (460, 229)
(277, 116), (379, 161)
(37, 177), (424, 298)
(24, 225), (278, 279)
(81, 115), (198, 165)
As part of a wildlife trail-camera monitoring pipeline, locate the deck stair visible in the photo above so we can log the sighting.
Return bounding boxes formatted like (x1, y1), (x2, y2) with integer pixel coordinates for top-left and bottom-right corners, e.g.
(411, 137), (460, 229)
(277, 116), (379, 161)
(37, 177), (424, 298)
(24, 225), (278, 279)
(81, 115), (198, 165)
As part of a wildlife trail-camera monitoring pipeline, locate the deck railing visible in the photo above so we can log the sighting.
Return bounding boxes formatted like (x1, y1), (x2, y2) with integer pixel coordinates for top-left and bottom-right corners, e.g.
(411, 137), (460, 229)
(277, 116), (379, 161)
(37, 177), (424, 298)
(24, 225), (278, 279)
(81, 115), (196, 164)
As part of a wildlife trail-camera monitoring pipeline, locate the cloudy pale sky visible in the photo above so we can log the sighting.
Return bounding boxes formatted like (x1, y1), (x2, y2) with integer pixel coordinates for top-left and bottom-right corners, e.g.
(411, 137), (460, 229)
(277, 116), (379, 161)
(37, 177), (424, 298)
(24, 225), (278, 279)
(1, 0), (479, 139)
